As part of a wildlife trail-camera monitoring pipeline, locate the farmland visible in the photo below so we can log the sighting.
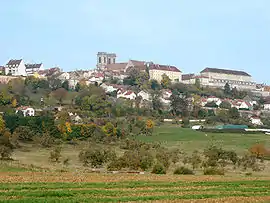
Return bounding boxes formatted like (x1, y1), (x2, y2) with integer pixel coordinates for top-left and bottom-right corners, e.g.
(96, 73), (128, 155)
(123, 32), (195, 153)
(1, 124), (270, 202)
(137, 125), (270, 154)
(0, 172), (270, 202)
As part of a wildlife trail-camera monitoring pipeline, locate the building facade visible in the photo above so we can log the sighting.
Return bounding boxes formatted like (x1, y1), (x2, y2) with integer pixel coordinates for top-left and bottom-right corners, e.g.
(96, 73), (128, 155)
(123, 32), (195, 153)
(148, 64), (182, 83)
(25, 63), (43, 76)
(200, 68), (256, 90)
(97, 52), (117, 70)
(5, 59), (27, 76)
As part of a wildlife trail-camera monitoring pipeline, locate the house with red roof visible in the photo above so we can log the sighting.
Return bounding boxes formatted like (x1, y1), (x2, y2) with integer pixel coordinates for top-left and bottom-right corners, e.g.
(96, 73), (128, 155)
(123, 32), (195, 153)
(16, 106), (35, 117)
(117, 89), (136, 100)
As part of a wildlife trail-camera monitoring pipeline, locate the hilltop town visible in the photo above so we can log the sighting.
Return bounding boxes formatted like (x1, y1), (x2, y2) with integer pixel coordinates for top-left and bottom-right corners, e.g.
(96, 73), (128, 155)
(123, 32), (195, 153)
(0, 52), (270, 127)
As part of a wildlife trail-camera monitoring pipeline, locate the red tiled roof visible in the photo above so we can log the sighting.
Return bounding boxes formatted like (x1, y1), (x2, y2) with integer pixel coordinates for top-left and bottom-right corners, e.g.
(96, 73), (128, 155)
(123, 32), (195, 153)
(182, 74), (195, 80)
(150, 64), (181, 72)
(106, 63), (127, 71)
(130, 60), (145, 66)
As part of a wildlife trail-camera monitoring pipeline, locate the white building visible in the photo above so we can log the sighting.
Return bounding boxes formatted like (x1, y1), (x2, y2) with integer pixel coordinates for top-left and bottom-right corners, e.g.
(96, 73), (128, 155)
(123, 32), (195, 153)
(138, 91), (151, 101)
(16, 106), (35, 117)
(5, 59), (44, 77)
(250, 116), (263, 126)
(117, 89), (136, 100)
(148, 64), (182, 83)
(25, 63), (44, 76)
(200, 68), (256, 90)
(264, 101), (270, 110)
(5, 59), (27, 76)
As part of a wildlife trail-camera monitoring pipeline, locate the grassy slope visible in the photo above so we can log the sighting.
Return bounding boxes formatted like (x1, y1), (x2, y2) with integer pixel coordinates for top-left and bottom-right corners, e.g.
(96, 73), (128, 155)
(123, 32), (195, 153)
(136, 125), (270, 153)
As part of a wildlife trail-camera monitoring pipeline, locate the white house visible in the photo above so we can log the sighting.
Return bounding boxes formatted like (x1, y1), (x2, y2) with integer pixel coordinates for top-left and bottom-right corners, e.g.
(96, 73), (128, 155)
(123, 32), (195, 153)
(250, 116), (263, 126)
(117, 89), (136, 100)
(25, 63), (44, 76)
(100, 83), (118, 93)
(16, 106), (35, 117)
(5, 59), (27, 76)
(138, 91), (151, 101)
(264, 101), (270, 110)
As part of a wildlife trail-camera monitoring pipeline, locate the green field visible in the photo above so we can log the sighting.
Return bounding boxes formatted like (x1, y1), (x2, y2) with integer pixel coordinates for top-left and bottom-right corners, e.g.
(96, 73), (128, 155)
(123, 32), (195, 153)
(137, 125), (270, 153)
(1, 180), (270, 202)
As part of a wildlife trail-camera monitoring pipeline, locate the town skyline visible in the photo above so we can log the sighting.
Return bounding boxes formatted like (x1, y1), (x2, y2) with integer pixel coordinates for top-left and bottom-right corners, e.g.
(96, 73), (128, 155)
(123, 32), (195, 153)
(1, 0), (270, 83)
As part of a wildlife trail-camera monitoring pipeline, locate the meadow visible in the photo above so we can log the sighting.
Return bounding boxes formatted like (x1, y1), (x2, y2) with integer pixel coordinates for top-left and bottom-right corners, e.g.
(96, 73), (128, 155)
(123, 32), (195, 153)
(1, 124), (270, 202)
(137, 125), (270, 154)
(0, 173), (270, 202)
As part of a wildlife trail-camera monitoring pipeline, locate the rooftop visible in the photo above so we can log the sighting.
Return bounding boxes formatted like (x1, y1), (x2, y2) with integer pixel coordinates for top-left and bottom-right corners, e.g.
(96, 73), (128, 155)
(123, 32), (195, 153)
(150, 64), (181, 72)
(201, 67), (251, 77)
(6, 59), (22, 66)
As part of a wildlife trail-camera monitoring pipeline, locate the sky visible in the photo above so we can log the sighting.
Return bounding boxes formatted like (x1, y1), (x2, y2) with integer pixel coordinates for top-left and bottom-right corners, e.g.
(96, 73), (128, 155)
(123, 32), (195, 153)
(0, 0), (270, 84)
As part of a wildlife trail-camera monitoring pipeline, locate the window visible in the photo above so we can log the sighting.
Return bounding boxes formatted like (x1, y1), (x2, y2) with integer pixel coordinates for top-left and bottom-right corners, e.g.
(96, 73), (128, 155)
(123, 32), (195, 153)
(113, 58), (116, 63)
(108, 58), (111, 64)
(104, 57), (106, 63)
(98, 57), (102, 63)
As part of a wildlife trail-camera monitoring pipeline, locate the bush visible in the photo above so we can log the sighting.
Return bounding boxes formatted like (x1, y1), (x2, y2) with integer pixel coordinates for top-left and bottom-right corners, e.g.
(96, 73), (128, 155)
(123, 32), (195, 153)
(203, 167), (225, 175)
(49, 147), (61, 162)
(13, 126), (36, 141)
(152, 163), (166, 174)
(0, 146), (12, 160)
(79, 148), (116, 168)
(174, 166), (194, 175)
(156, 150), (171, 169)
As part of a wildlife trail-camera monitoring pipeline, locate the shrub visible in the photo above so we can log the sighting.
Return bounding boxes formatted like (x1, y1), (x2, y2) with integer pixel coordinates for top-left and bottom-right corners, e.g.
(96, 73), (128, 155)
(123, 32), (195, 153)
(189, 150), (202, 169)
(63, 158), (70, 167)
(0, 146), (12, 160)
(174, 166), (194, 175)
(13, 126), (35, 141)
(49, 147), (61, 162)
(203, 167), (225, 175)
(79, 148), (116, 168)
(238, 154), (261, 171)
(152, 163), (166, 174)
(156, 150), (171, 169)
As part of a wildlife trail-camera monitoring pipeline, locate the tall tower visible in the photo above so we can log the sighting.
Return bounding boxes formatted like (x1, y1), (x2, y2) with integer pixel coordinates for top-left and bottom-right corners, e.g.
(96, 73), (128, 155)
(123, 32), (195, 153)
(96, 52), (116, 71)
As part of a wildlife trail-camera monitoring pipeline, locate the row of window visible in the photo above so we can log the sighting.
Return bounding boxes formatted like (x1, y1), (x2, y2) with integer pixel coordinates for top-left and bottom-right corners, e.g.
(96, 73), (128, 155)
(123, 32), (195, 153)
(98, 57), (116, 64)
(213, 79), (254, 85)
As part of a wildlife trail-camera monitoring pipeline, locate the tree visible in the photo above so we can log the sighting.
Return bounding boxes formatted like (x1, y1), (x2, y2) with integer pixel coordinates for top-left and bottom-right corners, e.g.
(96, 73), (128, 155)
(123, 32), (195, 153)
(47, 77), (62, 90)
(161, 74), (171, 89)
(224, 83), (231, 96)
(219, 101), (231, 109)
(51, 88), (68, 105)
(170, 94), (188, 117)
(11, 98), (17, 108)
(0, 115), (5, 133)
(8, 78), (25, 96)
(195, 78), (201, 89)
(149, 79), (161, 90)
(61, 80), (69, 91)
(228, 107), (240, 119)
(75, 82), (81, 92)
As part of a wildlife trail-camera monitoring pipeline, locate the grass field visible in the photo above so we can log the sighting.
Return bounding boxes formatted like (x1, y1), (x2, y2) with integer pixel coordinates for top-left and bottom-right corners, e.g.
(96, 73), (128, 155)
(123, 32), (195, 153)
(137, 125), (270, 154)
(0, 173), (270, 202)
(1, 125), (270, 202)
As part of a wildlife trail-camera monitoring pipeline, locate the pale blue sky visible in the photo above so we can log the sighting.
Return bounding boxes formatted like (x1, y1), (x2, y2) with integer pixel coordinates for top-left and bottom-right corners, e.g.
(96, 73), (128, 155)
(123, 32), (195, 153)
(0, 0), (270, 83)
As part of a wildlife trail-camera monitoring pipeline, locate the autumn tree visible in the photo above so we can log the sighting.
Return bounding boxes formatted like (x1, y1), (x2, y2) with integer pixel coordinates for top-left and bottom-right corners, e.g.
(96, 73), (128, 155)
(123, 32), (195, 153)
(51, 88), (68, 105)
(161, 74), (171, 89)
(0, 115), (5, 133)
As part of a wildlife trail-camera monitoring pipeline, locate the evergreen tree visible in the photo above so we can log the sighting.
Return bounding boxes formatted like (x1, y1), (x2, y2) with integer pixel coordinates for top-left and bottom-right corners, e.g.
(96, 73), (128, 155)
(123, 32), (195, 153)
(224, 83), (231, 96)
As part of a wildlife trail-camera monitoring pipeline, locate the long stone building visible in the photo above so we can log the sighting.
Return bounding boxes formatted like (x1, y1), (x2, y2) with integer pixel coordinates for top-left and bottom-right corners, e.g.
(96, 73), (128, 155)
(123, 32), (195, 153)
(182, 67), (256, 90)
